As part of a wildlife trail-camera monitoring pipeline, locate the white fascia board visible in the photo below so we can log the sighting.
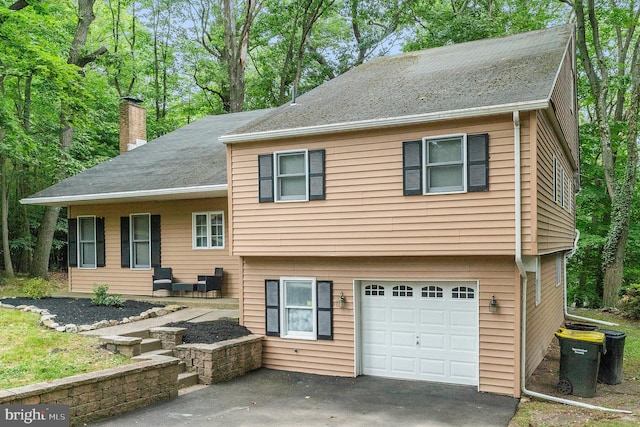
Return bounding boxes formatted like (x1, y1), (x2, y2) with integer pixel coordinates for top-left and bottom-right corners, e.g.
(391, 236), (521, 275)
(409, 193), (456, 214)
(220, 100), (550, 144)
(20, 184), (228, 206)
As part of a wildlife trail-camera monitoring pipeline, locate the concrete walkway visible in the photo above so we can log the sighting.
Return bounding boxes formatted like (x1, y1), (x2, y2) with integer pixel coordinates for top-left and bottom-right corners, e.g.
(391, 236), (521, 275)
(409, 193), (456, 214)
(79, 307), (239, 337)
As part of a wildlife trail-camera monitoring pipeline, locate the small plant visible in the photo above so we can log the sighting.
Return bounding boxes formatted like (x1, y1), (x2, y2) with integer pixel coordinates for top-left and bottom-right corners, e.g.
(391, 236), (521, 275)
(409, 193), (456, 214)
(619, 284), (640, 320)
(21, 277), (54, 299)
(91, 284), (123, 307)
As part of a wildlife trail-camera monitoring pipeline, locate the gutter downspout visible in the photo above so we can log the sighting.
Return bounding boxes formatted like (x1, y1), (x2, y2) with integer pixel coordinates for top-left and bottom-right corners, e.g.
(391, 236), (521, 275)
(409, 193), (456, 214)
(513, 111), (630, 414)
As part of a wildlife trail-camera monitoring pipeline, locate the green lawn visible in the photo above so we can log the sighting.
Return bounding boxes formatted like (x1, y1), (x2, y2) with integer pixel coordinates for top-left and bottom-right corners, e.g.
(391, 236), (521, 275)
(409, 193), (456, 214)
(0, 278), (131, 389)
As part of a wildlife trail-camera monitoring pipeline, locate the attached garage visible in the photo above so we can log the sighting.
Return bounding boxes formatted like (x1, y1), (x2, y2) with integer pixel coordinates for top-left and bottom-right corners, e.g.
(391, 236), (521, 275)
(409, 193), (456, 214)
(360, 280), (479, 386)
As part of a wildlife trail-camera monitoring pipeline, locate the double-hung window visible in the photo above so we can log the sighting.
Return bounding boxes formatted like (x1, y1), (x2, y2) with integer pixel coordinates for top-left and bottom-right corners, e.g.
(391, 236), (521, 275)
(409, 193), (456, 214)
(78, 216), (96, 269)
(403, 133), (488, 195)
(131, 213), (151, 269)
(281, 277), (316, 339)
(425, 135), (465, 193)
(68, 217), (104, 269)
(276, 150), (308, 201)
(258, 149), (325, 202)
(265, 278), (333, 340)
(193, 212), (224, 249)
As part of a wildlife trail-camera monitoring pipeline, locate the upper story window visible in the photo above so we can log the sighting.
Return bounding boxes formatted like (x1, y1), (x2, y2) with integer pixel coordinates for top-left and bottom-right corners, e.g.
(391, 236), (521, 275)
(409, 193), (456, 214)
(193, 211), (224, 249)
(403, 133), (488, 196)
(78, 216), (96, 269)
(425, 135), (465, 193)
(131, 213), (151, 269)
(258, 150), (325, 203)
(276, 151), (308, 201)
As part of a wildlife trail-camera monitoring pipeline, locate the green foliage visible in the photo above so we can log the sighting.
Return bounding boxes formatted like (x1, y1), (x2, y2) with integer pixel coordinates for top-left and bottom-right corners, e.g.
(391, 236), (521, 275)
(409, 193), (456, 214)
(619, 284), (640, 320)
(91, 284), (123, 307)
(20, 277), (54, 299)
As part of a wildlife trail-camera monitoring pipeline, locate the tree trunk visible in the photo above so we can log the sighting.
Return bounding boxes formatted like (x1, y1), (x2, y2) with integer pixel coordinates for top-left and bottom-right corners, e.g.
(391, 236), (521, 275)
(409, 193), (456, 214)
(30, 0), (100, 278)
(0, 151), (14, 278)
(30, 206), (60, 278)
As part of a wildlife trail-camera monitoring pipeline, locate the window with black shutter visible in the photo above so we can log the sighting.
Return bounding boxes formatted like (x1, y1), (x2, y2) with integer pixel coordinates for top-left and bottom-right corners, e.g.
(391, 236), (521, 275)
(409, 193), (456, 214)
(402, 133), (489, 195)
(258, 149), (326, 202)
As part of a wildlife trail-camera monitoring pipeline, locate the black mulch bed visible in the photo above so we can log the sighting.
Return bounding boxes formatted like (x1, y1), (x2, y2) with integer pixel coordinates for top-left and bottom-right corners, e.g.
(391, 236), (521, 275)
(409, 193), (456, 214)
(0, 296), (165, 326)
(1, 296), (252, 344)
(164, 320), (252, 344)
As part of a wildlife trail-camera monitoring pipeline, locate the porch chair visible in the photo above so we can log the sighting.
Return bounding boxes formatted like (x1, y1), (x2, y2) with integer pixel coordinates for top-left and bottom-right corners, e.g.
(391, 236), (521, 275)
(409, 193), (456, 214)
(152, 267), (173, 297)
(197, 267), (223, 298)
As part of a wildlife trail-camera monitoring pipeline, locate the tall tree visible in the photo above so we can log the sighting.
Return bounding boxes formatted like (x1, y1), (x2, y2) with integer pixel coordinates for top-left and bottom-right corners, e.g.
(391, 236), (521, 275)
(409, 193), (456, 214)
(564, 0), (640, 306)
(30, 0), (106, 278)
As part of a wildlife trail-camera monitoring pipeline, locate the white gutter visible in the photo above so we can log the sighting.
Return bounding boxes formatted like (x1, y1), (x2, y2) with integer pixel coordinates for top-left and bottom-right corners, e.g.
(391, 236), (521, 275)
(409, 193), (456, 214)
(513, 111), (630, 414)
(20, 184), (228, 206)
(221, 100), (550, 144)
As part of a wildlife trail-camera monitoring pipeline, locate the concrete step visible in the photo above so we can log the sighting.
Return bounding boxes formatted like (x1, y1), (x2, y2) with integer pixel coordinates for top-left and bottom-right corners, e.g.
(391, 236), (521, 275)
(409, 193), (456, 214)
(177, 372), (199, 389)
(140, 338), (162, 353)
(178, 361), (187, 374)
(178, 384), (208, 396)
(139, 348), (174, 357)
(122, 330), (150, 339)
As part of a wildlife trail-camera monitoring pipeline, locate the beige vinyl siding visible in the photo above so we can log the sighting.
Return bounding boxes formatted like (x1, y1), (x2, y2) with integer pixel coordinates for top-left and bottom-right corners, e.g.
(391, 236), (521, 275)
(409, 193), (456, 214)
(550, 42), (579, 164)
(230, 115), (533, 257)
(242, 255), (521, 397)
(536, 111), (576, 253)
(68, 198), (241, 297)
(524, 254), (565, 378)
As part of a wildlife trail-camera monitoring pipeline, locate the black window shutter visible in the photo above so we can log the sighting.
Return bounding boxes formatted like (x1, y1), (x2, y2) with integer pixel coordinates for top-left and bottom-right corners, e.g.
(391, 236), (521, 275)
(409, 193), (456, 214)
(403, 140), (423, 195)
(265, 279), (280, 336)
(96, 217), (105, 267)
(258, 154), (274, 203)
(467, 133), (489, 192)
(68, 218), (77, 268)
(317, 281), (333, 340)
(120, 216), (130, 268)
(151, 214), (161, 268)
(309, 149), (325, 200)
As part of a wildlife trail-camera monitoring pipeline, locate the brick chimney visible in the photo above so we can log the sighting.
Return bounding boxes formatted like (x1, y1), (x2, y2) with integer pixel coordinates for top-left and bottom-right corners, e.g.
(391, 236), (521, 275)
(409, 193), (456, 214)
(119, 97), (147, 154)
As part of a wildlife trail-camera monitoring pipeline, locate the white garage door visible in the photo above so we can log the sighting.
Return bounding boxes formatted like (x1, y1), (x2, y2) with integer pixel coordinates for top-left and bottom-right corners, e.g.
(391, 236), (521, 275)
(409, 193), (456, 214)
(361, 281), (478, 386)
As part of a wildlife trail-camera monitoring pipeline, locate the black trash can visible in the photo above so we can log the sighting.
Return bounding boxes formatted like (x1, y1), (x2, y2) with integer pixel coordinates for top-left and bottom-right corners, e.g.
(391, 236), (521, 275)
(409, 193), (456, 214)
(555, 328), (606, 397)
(565, 322), (597, 331)
(597, 329), (626, 385)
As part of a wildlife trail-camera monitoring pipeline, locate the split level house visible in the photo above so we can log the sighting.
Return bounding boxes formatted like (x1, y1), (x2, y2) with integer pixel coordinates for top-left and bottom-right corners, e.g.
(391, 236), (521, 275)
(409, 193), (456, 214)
(23, 25), (579, 398)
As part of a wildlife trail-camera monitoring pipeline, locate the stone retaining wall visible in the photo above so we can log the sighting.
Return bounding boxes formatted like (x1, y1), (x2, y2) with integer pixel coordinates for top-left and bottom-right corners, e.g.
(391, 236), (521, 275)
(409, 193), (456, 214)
(0, 355), (179, 427)
(174, 335), (263, 384)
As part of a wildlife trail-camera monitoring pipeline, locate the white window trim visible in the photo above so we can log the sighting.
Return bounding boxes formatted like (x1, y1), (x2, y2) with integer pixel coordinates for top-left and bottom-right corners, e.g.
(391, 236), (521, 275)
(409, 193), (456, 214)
(192, 211), (225, 250)
(553, 155), (558, 204)
(280, 277), (317, 340)
(274, 149), (309, 202)
(560, 167), (566, 208)
(78, 215), (97, 270)
(130, 213), (151, 270)
(422, 133), (467, 195)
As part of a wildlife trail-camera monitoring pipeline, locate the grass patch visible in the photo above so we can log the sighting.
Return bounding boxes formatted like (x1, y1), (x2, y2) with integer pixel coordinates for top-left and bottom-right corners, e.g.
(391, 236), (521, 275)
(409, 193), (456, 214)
(0, 308), (130, 389)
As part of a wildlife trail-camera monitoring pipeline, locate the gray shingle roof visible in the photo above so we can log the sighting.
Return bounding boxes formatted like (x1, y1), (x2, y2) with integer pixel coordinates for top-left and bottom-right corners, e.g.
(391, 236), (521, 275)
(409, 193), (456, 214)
(23, 109), (272, 205)
(223, 25), (572, 142)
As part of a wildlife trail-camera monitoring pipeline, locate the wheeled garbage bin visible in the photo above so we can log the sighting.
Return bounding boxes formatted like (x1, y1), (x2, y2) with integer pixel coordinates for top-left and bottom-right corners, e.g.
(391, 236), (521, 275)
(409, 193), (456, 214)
(597, 329), (626, 385)
(554, 328), (606, 397)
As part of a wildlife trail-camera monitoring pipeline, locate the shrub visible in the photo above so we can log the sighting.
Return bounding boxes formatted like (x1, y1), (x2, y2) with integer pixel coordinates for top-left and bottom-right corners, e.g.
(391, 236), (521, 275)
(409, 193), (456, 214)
(91, 284), (123, 307)
(21, 278), (54, 299)
(619, 284), (640, 320)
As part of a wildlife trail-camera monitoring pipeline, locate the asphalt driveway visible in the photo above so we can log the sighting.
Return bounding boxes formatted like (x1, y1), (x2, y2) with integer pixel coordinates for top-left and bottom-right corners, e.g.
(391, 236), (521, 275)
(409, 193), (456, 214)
(92, 368), (518, 426)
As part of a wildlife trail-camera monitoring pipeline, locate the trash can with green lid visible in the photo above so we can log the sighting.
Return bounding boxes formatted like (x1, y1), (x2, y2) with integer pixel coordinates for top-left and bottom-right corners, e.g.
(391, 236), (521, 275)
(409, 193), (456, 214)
(555, 328), (606, 397)
(597, 329), (626, 385)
